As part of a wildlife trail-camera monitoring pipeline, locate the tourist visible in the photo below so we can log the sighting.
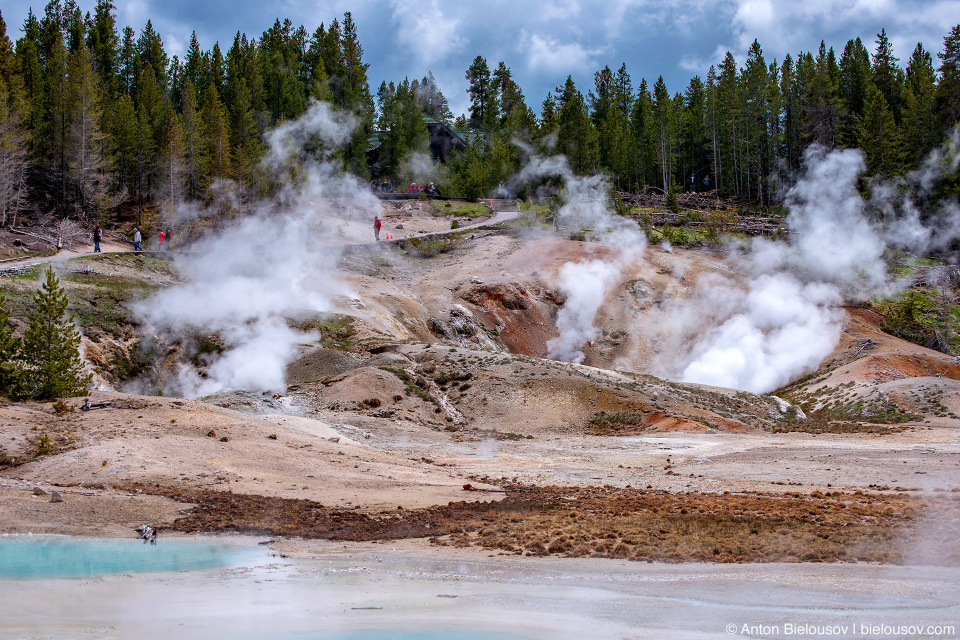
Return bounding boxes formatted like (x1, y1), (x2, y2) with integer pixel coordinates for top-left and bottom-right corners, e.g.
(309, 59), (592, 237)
(374, 215), (382, 241)
(133, 227), (142, 252)
(93, 225), (102, 253)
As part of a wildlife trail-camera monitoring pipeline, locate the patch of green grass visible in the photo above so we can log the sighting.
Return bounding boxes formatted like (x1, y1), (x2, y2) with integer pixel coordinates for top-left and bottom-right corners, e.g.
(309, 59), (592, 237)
(61, 273), (157, 340)
(288, 313), (357, 350)
(402, 234), (464, 258)
(433, 202), (490, 218)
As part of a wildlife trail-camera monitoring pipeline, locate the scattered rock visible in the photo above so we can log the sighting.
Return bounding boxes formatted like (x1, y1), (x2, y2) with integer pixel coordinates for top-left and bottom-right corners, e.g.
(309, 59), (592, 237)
(32, 487), (47, 496)
(207, 430), (216, 437)
(268, 434), (277, 440)
(327, 436), (340, 443)
(705, 428), (717, 434)
(49, 491), (63, 503)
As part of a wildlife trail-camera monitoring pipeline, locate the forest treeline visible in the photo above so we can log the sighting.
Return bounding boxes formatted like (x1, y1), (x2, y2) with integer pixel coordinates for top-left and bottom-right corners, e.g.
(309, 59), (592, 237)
(0, 1), (958, 226)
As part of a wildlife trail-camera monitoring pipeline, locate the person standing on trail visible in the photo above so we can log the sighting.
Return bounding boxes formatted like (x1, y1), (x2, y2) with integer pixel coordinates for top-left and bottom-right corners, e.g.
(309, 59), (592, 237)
(158, 228), (165, 250)
(689, 174), (696, 192)
(374, 215), (382, 241)
(133, 227), (142, 252)
(165, 227), (172, 251)
(93, 225), (102, 252)
(703, 174), (711, 190)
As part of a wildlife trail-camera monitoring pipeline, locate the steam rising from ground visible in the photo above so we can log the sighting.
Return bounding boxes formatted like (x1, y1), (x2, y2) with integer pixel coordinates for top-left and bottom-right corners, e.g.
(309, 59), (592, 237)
(514, 151), (647, 364)
(677, 139), (960, 393)
(518, 132), (958, 394)
(135, 101), (380, 398)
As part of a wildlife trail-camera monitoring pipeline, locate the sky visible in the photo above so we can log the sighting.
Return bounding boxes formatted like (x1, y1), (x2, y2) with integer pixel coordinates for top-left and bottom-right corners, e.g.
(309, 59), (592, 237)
(2, 0), (958, 118)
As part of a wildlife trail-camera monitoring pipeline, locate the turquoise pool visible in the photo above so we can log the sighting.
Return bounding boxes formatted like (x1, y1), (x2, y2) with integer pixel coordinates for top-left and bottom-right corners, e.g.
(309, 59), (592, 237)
(0, 535), (260, 578)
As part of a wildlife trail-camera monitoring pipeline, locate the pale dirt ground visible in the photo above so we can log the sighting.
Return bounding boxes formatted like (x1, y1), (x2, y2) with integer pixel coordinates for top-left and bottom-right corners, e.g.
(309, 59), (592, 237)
(1, 205), (959, 537)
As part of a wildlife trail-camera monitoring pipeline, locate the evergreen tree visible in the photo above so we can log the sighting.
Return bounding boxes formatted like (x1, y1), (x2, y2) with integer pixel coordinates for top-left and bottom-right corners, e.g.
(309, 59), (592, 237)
(0, 11), (29, 226)
(208, 42), (225, 97)
(417, 71), (452, 121)
(465, 55), (491, 130)
(180, 79), (207, 199)
(201, 84), (230, 184)
(21, 267), (90, 399)
(66, 43), (106, 219)
(46, 31), (70, 215)
(872, 29), (903, 123)
(802, 45), (843, 149)
(136, 20), (168, 90)
(860, 90), (899, 176)
(936, 24), (960, 127)
(652, 75), (673, 191)
(105, 91), (136, 195)
(117, 25), (138, 95)
(160, 112), (185, 209)
(902, 43), (939, 165)
(0, 290), (22, 396)
(631, 78), (653, 190)
(556, 76), (598, 175)
(539, 93), (558, 139)
(85, 0), (118, 91)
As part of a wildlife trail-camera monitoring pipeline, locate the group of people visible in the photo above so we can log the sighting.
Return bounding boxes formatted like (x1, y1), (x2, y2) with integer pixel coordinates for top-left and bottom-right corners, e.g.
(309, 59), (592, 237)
(128, 226), (172, 252)
(687, 173), (712, 192)
(93, 224), (173, 253)
(370, 180), (393, 193)
(408, 182), (440, 195)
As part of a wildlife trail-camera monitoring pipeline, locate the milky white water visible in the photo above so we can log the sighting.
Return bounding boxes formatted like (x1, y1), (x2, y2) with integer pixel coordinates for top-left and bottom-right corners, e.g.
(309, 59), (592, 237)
(1, 537), (957, 639)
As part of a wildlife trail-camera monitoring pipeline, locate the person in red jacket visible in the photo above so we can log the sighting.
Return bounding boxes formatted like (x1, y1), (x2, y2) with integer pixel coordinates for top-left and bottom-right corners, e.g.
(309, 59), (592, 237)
(374, 215), (382, 241)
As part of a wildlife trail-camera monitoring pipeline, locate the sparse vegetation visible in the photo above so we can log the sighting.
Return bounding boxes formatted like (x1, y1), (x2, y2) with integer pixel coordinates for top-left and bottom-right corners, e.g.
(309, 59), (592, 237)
(877, 288), (960, 355)
(141, 484), (960, 565)
(379, 366), (435, 402)
(588, 411), (647, 435)
(402, 234), (464, 258)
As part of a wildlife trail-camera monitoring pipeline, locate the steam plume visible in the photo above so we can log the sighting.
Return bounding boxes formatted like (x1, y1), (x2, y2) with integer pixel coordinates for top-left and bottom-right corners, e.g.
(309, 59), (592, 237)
(135, 101), (379, 398)
(677, 137), (960, 394)
(515, 150), (646, 364)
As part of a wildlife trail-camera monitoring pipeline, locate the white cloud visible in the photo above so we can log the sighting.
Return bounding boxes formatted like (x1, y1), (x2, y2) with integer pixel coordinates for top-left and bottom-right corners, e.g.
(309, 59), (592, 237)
(518, 29), (606, 74)
(389, 0), (466, 65)
(725, 0), (958, 62)
(540, 0), (582, 20)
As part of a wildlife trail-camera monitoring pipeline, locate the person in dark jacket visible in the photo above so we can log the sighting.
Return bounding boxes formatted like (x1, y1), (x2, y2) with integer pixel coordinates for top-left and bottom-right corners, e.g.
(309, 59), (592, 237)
(94, 225), (102, 252)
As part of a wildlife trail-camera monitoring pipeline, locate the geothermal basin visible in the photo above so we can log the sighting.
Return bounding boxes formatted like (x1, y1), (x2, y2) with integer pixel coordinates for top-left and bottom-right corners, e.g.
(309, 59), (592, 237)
(1, 536), (958, 640)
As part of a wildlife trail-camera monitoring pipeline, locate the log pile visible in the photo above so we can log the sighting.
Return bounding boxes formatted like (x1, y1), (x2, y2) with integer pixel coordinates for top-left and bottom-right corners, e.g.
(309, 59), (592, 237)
(617, 190), (785, 237)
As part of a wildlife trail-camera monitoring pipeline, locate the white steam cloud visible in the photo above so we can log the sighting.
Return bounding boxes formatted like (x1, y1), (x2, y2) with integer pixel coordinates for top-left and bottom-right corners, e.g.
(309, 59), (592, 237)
(135, 101), (380, 398)
(677, 136), (960, 394)
(515, 149), (646, 364)
(547, 259), (622, 364)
